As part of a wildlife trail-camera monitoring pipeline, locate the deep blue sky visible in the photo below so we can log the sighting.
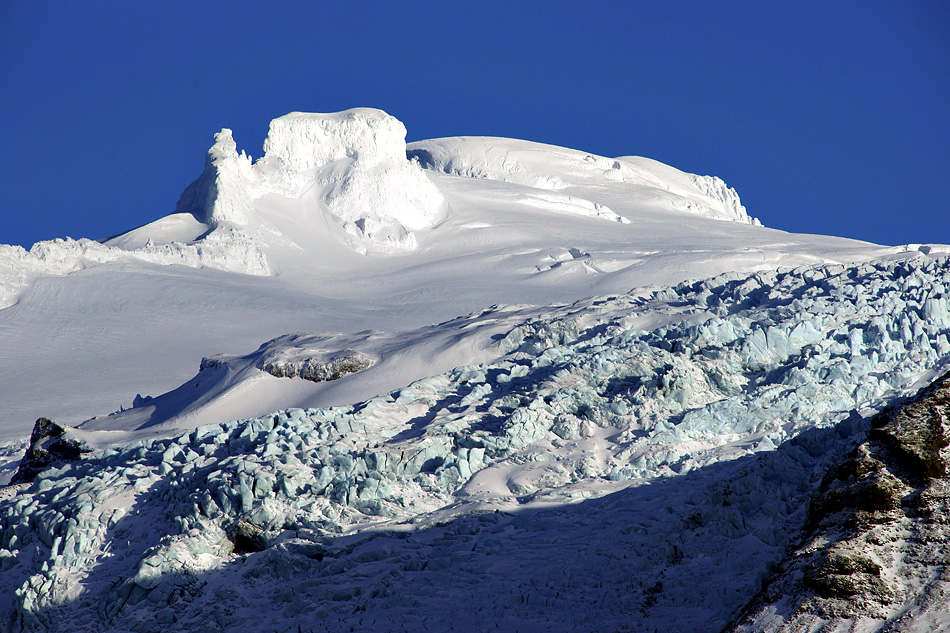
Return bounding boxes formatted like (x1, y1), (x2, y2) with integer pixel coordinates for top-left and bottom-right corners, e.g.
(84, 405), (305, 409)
(2, 2), (948, 249)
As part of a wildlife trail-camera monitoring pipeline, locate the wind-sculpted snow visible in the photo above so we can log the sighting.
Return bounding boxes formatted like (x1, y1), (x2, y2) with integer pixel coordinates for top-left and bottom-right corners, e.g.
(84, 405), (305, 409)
(174, 129), (256, 226)
(171, 108), (445, 254)
(262, 109), (408, 173)
(2, 255), (949, 632)
(0, 232), (269, 309)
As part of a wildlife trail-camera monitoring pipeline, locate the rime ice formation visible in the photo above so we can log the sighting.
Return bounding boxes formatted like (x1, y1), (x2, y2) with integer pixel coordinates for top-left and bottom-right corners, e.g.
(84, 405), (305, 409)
(262, 110), (445, 251)
(176, 108), (446, 252)
(0, 109), (457, 308)
(174, 128), (256, 226)
(262, 109), (409, 174)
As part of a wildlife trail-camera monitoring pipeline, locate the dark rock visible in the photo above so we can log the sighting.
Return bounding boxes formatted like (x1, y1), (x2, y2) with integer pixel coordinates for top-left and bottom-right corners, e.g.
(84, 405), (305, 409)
(722, 370), (950, 631)
(808, 447), (908, 525)
(259, 350), (375, 383)
(10, 417), (91, 485)
(803, 548), (885, 598)
(869, 378), (950, 480)
(227, 520), (268, 554)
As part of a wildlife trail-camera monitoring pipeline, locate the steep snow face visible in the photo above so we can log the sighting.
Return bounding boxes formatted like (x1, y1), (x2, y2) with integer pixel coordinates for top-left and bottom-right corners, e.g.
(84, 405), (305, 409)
(408, 136), (758, 225)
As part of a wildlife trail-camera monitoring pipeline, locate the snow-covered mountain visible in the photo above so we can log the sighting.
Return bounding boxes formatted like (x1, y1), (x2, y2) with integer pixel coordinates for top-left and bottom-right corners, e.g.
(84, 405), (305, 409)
(1, 108), (947, 632)
(0, 109), (921, 449)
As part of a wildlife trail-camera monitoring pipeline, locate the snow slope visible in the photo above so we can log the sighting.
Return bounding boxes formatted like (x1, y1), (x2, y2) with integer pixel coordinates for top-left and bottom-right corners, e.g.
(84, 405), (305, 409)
(3, 254), (950, 632)
(0, 109), (927, 449)
(1, 107), (949, 632)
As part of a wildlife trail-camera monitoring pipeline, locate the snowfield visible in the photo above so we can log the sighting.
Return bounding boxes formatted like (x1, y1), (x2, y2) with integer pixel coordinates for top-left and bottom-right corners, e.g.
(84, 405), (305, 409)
(1, 108), (948, 632)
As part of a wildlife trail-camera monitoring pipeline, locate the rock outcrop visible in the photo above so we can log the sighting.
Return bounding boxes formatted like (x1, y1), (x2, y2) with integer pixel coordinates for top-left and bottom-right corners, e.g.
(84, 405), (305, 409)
(724, 370), (950, 632)
(258, 350), (375, 383)
(10, 418), (91, 486)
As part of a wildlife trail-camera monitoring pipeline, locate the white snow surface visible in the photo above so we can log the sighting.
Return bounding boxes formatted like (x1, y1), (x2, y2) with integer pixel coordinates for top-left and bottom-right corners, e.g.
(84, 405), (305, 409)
(173, 108), (445, 252)
(408, 136), (758, 224)
(0, 108), (932, 449)
(1, 108), (949, 632)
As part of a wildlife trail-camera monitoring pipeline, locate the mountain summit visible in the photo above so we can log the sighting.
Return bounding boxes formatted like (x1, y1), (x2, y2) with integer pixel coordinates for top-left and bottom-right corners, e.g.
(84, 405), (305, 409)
(116, 107), (762, 264)
(1, 109), (948, 633)
(173, 109), (445, 252)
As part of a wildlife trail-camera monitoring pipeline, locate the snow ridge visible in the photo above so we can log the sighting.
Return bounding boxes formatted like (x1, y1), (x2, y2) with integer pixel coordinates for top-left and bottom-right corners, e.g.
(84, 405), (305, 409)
(409, 136), (759, 225)
(0, 234), (269, 310)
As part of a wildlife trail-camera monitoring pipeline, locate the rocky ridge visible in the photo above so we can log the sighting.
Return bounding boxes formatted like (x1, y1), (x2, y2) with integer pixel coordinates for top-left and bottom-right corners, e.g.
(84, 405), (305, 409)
(724, 370), (950, 632)
(10, 419), (90, 487)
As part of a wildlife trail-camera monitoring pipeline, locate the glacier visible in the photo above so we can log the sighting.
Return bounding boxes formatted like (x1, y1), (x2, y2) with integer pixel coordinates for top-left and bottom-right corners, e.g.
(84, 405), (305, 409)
(2, 253), (950, 632)
(0, 108), (928, 447)
(1, 108), (949, 633)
